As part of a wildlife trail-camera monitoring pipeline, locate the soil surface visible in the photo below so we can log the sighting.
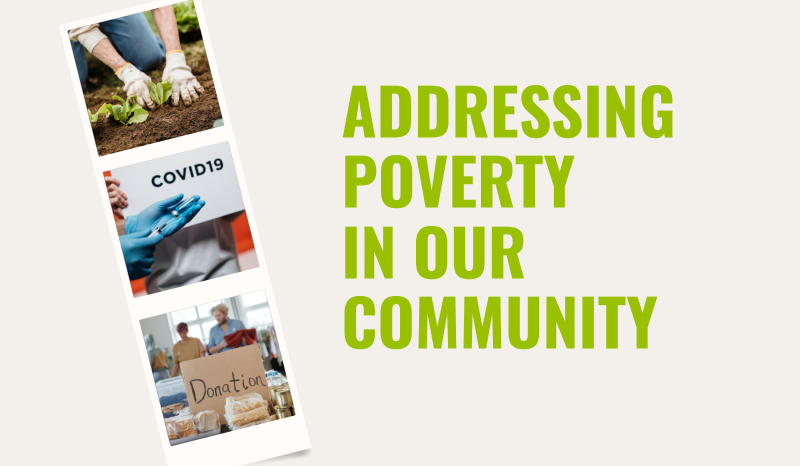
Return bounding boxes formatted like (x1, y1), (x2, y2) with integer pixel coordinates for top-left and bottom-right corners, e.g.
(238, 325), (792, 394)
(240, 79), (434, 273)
(86, 46), (221, 156)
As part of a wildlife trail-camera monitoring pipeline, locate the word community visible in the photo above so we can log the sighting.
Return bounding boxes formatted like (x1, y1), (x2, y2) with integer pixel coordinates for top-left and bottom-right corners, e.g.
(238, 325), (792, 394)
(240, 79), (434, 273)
(345, 296), (657, 350)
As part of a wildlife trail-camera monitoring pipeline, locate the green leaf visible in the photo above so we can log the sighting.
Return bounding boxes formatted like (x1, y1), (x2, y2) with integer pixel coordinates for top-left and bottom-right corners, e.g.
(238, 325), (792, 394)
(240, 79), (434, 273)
(96, 104), (112, 116)
(112, 95), (125, 104)
(124, 95), (136, 114)
(149, 81), (161, 105)
(88, 109), (98, 124)
(148, 80), (173, 105)
(111, 105), (127, 124)
(128, 108), (149, 125)
(161, 81), (173, 102)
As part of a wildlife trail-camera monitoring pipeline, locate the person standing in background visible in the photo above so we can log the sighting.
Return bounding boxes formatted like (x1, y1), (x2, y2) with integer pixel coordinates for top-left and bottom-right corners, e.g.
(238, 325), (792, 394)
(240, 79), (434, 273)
(207, 303), (247, 354)
(170, 323), (205, 377)
(144, 334), (170, 383)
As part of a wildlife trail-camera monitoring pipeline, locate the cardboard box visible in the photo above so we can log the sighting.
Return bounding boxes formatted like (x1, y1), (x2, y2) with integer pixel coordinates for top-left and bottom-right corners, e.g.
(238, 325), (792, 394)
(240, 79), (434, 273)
(179, 345), (272, 423)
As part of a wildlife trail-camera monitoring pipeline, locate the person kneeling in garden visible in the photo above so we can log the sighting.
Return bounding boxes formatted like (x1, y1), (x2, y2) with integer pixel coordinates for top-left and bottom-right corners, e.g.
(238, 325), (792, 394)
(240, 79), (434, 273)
(69, 6), (204, 109)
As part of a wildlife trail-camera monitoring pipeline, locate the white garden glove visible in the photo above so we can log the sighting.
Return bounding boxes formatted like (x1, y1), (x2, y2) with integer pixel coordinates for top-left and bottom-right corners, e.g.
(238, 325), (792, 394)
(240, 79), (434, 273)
(163, 52), (204, 106)
(117, 64), (156, 110)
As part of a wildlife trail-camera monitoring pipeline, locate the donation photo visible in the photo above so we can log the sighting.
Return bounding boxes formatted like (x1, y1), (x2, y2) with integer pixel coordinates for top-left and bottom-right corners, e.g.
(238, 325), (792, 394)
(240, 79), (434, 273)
(70, 1), (222, 156)
(140, 291), (294, 446)
(104, 141), (258, 297)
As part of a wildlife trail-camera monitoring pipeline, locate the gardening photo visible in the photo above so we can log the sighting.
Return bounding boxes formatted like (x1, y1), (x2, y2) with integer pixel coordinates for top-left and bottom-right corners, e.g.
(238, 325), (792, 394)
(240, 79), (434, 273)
(140, 290), (295, 446)
(105, 141), (258, 297)
(71, 1), (222, 156)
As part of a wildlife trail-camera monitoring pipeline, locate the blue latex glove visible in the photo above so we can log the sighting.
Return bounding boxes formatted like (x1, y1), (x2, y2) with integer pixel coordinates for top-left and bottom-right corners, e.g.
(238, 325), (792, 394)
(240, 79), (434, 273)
(124, 194), (204, 237)
(120, 230), (163, 279)
(160, 199), (206, 236)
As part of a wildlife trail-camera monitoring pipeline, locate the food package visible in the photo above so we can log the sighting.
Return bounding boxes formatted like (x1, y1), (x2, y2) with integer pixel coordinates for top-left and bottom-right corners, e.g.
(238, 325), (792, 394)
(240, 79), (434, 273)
(269, 383), (287, 405)
(174, 414), (198, 439)
(226, 397), (268, 415)
(225, 392), (262, 407)
(276, 389), (293, 408)
(227, 406), (271, 427)
(165, 419), (179, 440)
(196, 410), (219, 433)
(161, 402), (185, 417)
(230, 418), (270, 431)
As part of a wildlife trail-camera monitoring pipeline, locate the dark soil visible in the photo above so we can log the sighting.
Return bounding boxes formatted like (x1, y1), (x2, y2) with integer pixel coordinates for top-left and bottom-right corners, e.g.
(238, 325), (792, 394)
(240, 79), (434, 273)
(86, 44), (221, 156)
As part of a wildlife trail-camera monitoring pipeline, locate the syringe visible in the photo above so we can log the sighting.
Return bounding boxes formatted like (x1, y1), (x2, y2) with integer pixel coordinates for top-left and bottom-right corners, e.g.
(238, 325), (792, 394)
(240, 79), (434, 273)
(172, 197), (197, 218)
(148, 197), (199, 237)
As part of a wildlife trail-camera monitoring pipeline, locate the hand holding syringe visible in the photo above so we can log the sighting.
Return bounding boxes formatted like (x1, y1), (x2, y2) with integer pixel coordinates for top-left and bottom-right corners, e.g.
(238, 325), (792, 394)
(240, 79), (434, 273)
(123, 193), (206, 238)
(119, 194), (205, 280)
(148, 196), (205, 237)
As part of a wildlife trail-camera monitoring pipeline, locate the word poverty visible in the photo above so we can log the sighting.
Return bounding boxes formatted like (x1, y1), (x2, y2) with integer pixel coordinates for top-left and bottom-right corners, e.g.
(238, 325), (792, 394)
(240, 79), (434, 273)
(346, 155), (572, 208)
(152, 158), (224, 187)
(189, 371), (268, 403)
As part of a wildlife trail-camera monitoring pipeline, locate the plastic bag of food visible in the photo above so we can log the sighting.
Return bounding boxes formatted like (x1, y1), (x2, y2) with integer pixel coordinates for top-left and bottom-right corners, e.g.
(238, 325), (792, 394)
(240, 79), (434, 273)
(229, 418), (270, 431)
(196, 410), (219, 433)
(227, 406), (271, 428)
(226, 397), (268, 415)
(174, 413), (198, 438)
(165, 419), (179, 440)
(225, 392), (262, 407)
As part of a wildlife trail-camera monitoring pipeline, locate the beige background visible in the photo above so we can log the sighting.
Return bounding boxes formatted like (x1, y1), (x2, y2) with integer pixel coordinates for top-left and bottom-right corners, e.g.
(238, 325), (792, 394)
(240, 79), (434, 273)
(2, 0), (799, 465)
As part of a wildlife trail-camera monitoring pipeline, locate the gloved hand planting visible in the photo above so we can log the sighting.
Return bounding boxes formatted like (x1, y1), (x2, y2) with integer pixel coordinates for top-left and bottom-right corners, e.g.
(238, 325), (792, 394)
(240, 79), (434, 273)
(117, 64), (157, 110)
(163, 52), (204, 106)
(120, 230), (163, 280)
(125, 194), (205, 238)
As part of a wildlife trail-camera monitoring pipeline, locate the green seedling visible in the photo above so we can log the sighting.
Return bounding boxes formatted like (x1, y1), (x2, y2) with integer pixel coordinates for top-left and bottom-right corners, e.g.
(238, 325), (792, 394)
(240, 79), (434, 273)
(149, 79), (173, 105)
(88, 108), (100, 124)
(96, 95), (149, 125)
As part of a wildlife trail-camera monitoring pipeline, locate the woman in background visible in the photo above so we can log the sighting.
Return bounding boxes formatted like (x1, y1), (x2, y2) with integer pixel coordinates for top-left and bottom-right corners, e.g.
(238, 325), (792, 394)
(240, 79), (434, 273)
(171, 322), (206, 376)
(144, 334), (170, 383)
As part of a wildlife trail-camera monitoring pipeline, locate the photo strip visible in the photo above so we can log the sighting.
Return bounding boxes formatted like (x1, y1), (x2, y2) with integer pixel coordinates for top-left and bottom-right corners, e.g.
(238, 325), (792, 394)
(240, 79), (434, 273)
(59, 1), (310, 464)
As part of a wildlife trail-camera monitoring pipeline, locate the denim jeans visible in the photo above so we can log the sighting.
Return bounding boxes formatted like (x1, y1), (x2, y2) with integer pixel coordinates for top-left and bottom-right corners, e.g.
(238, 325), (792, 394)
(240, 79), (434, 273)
(71, 12), (165, 91)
